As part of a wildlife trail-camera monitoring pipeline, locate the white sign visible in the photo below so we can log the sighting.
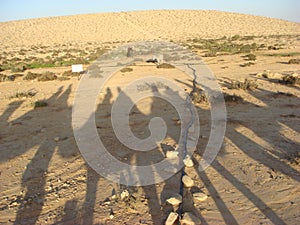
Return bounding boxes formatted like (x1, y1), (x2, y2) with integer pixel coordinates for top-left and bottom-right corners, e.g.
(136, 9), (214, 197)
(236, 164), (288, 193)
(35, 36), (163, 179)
(72, 64), (83, 73)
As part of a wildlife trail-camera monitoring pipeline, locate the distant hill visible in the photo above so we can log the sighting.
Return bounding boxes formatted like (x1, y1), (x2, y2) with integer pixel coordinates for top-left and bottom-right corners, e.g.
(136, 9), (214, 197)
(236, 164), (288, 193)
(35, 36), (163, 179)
(0, 10), (299, 47)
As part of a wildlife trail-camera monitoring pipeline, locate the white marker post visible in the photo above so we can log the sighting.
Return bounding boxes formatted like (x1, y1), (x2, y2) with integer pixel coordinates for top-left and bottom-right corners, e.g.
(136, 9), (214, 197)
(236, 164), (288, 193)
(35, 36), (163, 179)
(72, 64), (84, 73)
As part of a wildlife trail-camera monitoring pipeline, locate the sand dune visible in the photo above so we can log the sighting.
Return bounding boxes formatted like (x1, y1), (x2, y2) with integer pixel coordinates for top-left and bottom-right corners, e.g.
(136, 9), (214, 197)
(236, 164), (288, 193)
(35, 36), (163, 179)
(0, 10), (299, 47)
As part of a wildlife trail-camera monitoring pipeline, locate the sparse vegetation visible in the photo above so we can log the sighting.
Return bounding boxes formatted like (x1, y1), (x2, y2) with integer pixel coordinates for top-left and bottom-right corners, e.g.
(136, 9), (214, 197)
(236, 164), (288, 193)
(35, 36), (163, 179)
(23, 72), (41, 80)
(120, 67), (133, 73)
(37, 71), (57, 81)
(10, 90), (37, 99)
(11, 63), (27, 72)
(186, 37), (261, 55)
(279, 74), (299, 85)
(203, 50), (217, 57)
(23, 71), (57, 81)
(0, 73), (7, 82)
(231, 35), (240, 41)
(32, 100), (48, 109)
(268, 46), (280, 50)
(63, 70), (80, 76)
(57, 76), (71, 81)
(243, 53), (256, 61)
(190, 87), (207, 103)
(240, 62), (255, 67)
(157, 63), (175, 69)
(264, 52), (300, 57)
(229, 79), (258, 90)
(288, 59), (300, 64)
(0, 74), (17, 82)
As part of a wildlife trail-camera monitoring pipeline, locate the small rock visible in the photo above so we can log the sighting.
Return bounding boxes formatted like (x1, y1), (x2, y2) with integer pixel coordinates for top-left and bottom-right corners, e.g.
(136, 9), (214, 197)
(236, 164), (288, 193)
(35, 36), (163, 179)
(54, 137), (60, 142)
(165, 212), (179, 225)
(182, 175), (194, 188)
(256, 72), (263, 77)
(183, 155), (194, 168)
(166, 151), (179, 159)
(166, 194), (182, 206)
(193, 192), (208, 202)
(181, 212), (201, 225)
(111, 195), (117, 200)
(172, 117), (179, 121)
(120, 190), (130, 200)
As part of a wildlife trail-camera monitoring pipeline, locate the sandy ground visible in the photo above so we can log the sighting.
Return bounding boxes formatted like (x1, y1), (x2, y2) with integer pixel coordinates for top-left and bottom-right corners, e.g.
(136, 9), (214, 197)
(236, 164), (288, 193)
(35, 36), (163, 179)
(0, 10), (300, 225)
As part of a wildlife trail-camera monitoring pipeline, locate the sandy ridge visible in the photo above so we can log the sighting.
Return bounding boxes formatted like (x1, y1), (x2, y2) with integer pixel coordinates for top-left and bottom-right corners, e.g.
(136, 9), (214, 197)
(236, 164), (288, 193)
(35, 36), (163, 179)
(0, 10), (299, 47)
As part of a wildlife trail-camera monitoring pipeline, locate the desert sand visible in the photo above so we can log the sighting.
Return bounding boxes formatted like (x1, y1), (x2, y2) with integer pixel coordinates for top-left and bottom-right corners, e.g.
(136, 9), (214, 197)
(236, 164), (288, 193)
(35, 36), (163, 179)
(0, 10), (300, 225)
(0, 10), (300, 47)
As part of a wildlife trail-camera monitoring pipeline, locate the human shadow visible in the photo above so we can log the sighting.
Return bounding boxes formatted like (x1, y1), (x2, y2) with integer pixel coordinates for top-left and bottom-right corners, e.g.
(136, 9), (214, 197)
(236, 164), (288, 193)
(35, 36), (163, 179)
(76, 82), (210, 225)
(12, 85), (73, 225)
(175, 78), (300, 224)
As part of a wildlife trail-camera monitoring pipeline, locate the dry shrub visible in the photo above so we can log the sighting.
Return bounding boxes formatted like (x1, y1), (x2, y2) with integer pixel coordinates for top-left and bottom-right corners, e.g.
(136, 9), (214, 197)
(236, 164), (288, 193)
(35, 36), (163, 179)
(157, 63), (175, 69)
(32, 100), (48, 109)
(58, 76), (71, 81)
(280, 75), (299, 85)
(37, 72), (57, 81)
(190, 88), (207, 104)
(288, 59), (300, 64)
(10, 90), (36, 99)
(63, 70), (80, 76)
(229, 79), (258, 90)
(23, 72), (41, 80)
(0, 74), (7, 82)
(120, 67), (133, 73)
(243, 54), (256, 61)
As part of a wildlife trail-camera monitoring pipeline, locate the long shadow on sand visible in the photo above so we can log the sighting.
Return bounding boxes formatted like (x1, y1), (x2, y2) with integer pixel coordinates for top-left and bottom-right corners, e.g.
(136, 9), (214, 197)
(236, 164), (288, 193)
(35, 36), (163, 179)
(1, 75), (299, 224)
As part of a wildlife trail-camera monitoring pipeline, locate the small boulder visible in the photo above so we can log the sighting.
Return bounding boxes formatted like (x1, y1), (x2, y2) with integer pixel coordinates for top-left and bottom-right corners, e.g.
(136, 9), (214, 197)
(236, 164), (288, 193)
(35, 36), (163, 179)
(120, 190), (130, 200)
(182, 175), (194, 188)
(165, 212), (179, 225)
(183, 155), (194, 168)
(166, 151), (179, 159)
(166, 194), (182, 206)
